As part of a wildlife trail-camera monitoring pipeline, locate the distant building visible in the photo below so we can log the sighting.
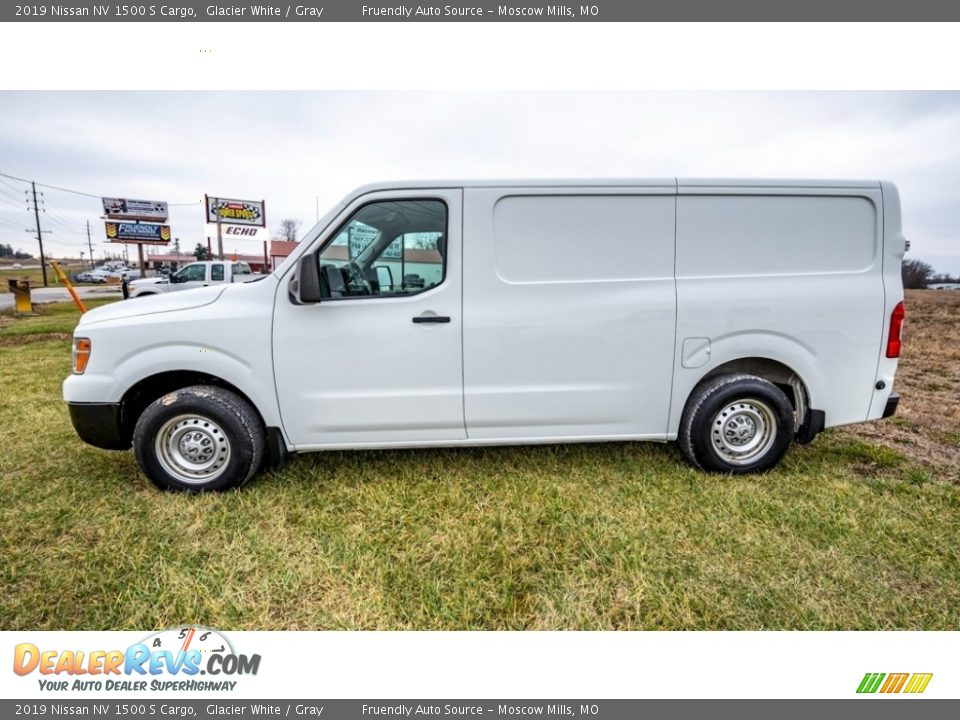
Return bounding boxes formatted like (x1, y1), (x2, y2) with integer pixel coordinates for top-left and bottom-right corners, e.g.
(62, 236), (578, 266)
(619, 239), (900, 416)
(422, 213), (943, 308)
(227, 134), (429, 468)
(269, 240), (299, 269)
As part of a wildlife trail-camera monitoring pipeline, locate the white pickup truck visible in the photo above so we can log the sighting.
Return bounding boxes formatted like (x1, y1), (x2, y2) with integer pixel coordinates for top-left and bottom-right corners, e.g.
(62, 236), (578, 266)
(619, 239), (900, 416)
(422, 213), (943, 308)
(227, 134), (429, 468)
(127, 261), (259, 298)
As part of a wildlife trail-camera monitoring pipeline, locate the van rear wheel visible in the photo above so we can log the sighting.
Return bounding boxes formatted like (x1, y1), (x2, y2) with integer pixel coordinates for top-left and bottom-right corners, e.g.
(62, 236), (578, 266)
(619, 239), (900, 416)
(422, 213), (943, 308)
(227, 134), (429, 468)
(133, 385), (265, 492)
(679, 374), (795, 474)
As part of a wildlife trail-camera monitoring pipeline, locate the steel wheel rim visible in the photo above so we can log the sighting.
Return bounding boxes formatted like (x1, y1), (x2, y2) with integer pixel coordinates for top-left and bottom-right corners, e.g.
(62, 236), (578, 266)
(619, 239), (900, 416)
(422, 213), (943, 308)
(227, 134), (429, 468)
(710, 398), (778, 466)
(154, 413), (231, 484)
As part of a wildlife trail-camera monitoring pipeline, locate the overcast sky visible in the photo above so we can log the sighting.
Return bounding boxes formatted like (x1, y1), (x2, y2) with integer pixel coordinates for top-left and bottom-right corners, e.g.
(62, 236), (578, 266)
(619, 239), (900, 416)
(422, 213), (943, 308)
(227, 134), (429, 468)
(0, 91), (957, 274)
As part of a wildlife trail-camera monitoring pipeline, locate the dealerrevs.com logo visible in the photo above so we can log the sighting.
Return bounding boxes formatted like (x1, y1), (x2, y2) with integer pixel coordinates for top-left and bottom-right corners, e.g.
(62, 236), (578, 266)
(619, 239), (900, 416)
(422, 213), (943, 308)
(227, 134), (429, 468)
(857, 673), (933, 694)
(13, 627), (260, 692)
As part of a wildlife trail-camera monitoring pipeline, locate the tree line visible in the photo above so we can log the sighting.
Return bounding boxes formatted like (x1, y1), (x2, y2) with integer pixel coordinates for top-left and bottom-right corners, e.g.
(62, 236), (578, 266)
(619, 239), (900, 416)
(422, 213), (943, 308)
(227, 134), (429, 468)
(0, 243), (33, 259)
(903, 259), (959, 289)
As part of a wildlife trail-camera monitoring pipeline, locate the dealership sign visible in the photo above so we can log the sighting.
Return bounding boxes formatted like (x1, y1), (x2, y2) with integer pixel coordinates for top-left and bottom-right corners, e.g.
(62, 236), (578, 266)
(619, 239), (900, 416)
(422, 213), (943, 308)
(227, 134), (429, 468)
(348, 224), (392, 258)
(105, 221), (171, 244)
(206, 196), (266, 227)
(102, 197), (169, 222)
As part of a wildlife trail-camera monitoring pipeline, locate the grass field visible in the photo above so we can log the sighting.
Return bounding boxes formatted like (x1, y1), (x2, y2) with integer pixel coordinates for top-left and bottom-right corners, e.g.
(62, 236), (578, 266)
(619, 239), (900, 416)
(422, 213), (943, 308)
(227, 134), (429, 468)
(0, 263), (93, 292)
(0, 293), (958, 630)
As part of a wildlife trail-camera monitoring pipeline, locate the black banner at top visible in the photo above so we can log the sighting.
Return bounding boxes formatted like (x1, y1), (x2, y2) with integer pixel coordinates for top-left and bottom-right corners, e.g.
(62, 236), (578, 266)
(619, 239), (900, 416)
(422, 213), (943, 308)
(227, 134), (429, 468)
(5, 0), (960, 21)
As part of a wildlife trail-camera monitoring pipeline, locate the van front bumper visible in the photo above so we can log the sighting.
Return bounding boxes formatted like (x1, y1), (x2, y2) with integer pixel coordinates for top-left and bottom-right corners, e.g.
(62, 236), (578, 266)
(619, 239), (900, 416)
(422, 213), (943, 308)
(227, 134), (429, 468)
(882, 392), (900, 419)
(67, 402), (130, 450)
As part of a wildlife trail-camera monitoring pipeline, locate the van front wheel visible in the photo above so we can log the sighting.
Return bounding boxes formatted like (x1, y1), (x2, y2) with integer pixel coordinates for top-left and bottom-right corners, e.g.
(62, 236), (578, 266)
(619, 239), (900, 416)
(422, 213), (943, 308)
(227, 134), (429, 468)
(133, 385), (265, 492)
(679, 374), (795, 474)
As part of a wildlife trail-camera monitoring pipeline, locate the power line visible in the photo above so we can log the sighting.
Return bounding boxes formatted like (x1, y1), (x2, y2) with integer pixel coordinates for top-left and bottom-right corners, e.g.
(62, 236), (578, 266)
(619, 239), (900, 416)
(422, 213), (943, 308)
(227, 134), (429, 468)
(0, 185), (26, 205)
(0, 195), (26, 211)
(40, 207), (84, 233)
(0, 158), (34, 183)
(0, 171), (201, 206)
(0, 176), (27, 195)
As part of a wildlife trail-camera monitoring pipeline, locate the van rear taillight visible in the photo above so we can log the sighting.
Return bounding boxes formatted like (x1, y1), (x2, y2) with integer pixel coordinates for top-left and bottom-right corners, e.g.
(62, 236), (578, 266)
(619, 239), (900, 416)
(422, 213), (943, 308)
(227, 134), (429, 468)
(886, 301), (905, 358)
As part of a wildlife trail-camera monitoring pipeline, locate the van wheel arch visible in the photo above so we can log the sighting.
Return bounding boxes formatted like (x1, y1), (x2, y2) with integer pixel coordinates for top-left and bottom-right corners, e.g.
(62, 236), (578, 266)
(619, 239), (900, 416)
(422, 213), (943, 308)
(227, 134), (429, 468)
(119, 371), (289, 471)
(119, 371), (261, 445)
(696, 357), (810, 430)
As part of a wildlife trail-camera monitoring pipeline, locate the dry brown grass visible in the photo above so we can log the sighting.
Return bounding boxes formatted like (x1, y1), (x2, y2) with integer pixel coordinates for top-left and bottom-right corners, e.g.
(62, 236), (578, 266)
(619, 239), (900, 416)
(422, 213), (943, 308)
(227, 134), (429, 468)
(842, 289), (960, 481)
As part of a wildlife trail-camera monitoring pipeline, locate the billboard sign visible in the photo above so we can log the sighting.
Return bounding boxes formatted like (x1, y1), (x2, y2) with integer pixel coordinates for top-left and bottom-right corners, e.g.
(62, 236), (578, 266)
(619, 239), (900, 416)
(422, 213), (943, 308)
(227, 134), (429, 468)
(205, 224), (270, 242)
(102, 197), (169, 222)
(206, 196), (266, 227)
(105, 222), (171, 244)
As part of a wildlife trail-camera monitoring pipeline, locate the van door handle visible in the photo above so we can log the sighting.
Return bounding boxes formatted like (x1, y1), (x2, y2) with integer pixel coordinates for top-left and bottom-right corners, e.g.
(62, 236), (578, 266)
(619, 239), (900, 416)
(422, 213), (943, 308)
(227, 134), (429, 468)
(412, 314), (451, 324)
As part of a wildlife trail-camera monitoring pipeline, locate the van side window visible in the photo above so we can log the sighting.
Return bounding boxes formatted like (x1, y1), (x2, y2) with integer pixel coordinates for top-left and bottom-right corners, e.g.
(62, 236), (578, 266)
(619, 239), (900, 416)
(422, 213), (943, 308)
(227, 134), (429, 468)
(493, 195), (675, 283)
(316, 199), (447, 300)
(211, 263), (224, 281)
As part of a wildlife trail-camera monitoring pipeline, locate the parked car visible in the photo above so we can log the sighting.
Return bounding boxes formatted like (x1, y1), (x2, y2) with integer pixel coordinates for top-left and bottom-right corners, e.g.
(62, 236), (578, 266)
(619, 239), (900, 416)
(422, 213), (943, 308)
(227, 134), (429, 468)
(402, 273), (425, 289)
(78, 269), (113, 283)
(64, 179), (907, 492)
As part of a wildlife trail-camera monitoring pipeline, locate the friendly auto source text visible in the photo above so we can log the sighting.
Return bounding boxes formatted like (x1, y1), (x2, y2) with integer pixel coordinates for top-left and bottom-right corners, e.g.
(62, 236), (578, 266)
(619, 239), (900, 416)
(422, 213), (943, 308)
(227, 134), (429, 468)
(362, 705), (598, 716)
(361, 5), (596, 17)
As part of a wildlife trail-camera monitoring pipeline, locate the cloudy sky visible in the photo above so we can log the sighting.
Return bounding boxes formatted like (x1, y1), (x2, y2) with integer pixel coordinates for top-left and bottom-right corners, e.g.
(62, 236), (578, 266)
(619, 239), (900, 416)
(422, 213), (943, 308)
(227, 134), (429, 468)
(0, 91), (957, 274)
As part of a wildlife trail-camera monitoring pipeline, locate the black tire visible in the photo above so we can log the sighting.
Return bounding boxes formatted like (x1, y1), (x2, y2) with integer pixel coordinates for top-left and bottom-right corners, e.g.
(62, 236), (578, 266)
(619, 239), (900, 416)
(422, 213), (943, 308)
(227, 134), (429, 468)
(132, 385), (265, 492)
(678, 374), (795, 474)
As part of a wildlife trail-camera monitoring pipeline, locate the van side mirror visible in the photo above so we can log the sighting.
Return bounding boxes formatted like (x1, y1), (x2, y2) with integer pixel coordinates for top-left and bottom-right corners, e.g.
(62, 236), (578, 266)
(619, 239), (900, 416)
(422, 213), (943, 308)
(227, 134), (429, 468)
(297, 253), (323, 304)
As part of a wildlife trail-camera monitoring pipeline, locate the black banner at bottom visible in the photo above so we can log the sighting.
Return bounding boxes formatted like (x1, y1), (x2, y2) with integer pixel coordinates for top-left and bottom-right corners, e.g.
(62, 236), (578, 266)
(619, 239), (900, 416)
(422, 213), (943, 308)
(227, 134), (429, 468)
(2, 700), (958, 720)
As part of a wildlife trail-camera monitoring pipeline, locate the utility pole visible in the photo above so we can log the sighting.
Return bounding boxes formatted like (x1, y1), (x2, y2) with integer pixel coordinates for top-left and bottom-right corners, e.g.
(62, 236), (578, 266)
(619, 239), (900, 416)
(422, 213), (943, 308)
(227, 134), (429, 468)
(206, 195), (224, 260)
(29, 181), (48, 287)
(86, 220), (94, 268)
(216, 211), (224, 260)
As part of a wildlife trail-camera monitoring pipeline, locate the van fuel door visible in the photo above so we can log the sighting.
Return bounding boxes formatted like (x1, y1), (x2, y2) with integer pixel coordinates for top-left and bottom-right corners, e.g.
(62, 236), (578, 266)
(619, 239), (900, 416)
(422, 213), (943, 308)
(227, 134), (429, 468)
(682, 337), (711, 369)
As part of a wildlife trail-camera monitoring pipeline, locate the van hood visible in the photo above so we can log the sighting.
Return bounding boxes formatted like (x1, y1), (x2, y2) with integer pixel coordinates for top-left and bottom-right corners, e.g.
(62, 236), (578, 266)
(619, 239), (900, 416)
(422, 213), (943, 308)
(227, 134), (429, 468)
(78, 285), (227, 328)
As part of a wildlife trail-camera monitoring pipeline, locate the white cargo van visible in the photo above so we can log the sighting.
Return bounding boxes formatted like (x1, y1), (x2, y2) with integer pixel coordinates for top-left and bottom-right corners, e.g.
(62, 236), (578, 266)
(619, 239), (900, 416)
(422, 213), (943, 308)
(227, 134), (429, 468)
(63, 179), (907, 491)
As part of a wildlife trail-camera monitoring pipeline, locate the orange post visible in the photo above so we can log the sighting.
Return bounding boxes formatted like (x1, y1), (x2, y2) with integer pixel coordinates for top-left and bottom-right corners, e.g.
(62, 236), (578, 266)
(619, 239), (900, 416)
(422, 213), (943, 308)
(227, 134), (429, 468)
(50, 261), (88, 313)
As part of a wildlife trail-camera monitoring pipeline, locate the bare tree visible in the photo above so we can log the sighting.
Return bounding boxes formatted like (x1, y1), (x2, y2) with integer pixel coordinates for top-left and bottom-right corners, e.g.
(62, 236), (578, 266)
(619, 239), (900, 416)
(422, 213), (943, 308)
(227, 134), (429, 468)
(278, 219), (302, 243)
(902, 259), (934, 289)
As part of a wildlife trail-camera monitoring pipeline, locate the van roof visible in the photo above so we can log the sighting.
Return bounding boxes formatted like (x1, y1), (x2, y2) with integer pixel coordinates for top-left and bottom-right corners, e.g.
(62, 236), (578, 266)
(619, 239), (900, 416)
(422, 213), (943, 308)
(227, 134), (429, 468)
(351, 178), (883, 194)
